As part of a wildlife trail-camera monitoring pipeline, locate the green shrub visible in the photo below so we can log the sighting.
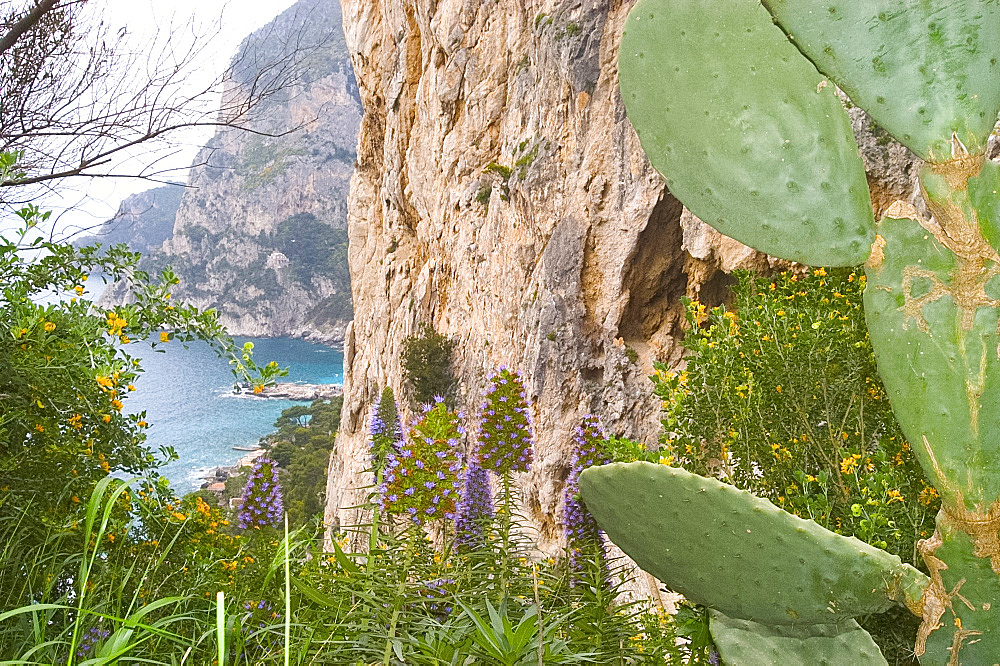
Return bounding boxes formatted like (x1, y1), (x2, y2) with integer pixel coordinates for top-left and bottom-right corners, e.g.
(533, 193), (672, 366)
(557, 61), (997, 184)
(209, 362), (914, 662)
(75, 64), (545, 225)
(401, 323), (457, 408)
(652, 268), (938, 664)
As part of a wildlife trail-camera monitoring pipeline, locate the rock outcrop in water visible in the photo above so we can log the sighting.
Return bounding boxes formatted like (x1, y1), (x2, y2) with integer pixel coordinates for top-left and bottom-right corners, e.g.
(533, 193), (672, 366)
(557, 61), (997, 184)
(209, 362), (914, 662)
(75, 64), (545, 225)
(324, 0), (922, 597)
(103, 0), (361, 345)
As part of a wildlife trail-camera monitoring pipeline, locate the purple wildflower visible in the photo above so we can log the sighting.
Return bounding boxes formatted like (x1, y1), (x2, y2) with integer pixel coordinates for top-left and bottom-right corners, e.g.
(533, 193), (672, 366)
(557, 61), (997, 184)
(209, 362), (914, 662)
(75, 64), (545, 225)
(75, 626), (110, 658)
(380, 402), (463, 525)
(369, 388), (403, 475)
(562, 414), (610, 574)
(476, 367), (534, 474)
(238, 455), (284, 530)
(454, 456), (494, 550)
(418, 577), (457, 620)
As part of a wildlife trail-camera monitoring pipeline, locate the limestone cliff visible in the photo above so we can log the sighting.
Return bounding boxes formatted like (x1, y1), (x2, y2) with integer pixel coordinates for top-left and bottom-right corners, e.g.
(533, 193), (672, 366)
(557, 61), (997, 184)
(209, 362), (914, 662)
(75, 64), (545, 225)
(139, 0), (362, 344)
(324, 0), (920, 586)
(73, 185), (183, 256)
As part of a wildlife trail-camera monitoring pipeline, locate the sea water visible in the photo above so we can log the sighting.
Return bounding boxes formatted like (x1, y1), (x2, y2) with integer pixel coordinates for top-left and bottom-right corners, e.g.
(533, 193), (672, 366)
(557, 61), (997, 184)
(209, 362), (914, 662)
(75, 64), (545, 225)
(123, 337), (343, 494)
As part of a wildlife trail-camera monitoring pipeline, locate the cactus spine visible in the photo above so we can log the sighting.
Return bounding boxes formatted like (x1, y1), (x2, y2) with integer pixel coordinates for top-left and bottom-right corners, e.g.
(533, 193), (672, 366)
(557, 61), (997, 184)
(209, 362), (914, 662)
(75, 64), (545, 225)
(581, 0), (1000, 662)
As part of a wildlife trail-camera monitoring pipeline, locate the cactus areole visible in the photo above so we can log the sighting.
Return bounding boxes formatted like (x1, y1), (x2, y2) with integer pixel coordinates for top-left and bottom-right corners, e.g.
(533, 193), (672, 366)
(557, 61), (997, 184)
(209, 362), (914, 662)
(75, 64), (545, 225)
(579, 0), (1000, 663)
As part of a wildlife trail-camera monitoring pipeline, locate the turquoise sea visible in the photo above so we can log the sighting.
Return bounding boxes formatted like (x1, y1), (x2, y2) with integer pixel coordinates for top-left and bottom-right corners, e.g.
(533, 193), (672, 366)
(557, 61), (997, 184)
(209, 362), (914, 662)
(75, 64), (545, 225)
(123, 337), (343, 494)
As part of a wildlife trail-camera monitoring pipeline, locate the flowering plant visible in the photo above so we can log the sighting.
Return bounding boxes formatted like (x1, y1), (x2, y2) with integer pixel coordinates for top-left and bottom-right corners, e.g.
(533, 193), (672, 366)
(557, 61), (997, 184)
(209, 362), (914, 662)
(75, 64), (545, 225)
(238, 456), (284, 530)
(379, 400), (463, 525)
(562, 415), (610, 572)
(369, 387), (402, 476)
(454, 456), (493, 550)
(476, 367), (533, 474)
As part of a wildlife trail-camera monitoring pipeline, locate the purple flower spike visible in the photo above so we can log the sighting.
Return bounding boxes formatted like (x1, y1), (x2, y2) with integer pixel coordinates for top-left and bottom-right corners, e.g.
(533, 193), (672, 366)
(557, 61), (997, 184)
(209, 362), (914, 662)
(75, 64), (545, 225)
(476, 367), (534, 474)
(369, 387), (403, 478)
(238, 455), (284, 530)
(562, 414), (610, 576)
(454, 456), (494, 550)
(380, 402), (463, 526)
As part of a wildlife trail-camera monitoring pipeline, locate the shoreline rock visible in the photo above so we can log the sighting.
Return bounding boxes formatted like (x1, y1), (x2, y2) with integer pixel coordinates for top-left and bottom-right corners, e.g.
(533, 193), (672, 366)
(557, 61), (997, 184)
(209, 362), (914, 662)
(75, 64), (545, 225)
(241, 382), (344, 401)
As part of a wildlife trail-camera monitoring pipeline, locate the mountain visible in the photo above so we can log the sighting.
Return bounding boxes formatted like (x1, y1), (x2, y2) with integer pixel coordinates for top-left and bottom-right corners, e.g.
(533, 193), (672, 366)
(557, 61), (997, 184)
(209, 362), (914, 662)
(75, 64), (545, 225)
(105, 0), (361, 344)
(72, 185), (182, 256)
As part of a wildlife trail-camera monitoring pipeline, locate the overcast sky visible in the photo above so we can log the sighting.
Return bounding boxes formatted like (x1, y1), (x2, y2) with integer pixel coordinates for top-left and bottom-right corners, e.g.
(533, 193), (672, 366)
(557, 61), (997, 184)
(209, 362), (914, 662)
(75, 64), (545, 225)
(45, 0), (302, 238)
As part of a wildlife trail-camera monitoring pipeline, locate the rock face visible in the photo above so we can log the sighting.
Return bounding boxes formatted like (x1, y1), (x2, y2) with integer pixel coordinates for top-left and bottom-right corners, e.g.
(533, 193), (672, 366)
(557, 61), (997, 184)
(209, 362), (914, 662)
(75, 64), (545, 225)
(324, 0), (921, 586)
(139, 0), (362, 344)
(73, 185), (183, 256)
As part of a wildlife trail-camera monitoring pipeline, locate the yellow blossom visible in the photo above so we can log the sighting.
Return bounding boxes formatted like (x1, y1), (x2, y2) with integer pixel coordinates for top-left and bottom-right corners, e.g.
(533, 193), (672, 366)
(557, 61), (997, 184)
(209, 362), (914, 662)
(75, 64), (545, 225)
(43, 321), (56, 332)
(840, 454), (862, 475)
(160, 331), (170, 343)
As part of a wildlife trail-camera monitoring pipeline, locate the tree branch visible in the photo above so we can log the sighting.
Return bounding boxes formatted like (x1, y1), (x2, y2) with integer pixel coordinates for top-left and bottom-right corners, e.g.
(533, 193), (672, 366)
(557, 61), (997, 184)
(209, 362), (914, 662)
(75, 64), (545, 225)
(0, 0), (60, 57)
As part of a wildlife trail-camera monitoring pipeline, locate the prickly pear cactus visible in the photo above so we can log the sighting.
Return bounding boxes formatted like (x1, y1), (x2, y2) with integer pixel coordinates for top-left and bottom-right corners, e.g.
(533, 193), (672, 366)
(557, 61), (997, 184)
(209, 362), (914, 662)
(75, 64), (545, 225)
(581, 0), (1000, 663)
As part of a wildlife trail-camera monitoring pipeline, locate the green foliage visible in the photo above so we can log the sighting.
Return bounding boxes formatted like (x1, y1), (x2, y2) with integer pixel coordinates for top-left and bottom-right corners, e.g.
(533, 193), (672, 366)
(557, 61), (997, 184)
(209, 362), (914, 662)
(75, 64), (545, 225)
(649, 270), (936, 662)
(265, 398), (341, 528)
(654, 270), (938, 562)
(274, 212), (350, 284)
(0, 208), (284, 546)
(475, 185), (492, 207)
(401, 323), (458, 408)
(369, 387), (400, 475)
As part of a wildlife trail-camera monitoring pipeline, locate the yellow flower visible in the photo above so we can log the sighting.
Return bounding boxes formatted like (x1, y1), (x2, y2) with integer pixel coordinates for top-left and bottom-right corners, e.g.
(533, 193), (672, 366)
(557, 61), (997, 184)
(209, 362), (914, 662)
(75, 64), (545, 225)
(67, 414), (83, 430)
(253, 384), (264, 395)
(43, 321), (56, 332)
(813, 268), (827, 276)
(74, 285), (84, 296)
(137, 420), (148, 427)
(159, 331), (170, 343)
(101, 414), (112, 423)
(840, 454), (862, 475)
(34, 423), (44, 432)
(111, 399), (123, 412)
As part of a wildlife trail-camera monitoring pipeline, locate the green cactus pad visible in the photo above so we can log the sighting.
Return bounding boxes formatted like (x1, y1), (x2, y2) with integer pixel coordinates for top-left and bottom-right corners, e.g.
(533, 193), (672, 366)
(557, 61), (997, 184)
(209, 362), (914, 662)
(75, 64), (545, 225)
(618, 0), (874, 266)
(762, 0), (1000, 161)
(578, 463), (927, 625)
(709, 610), (887, 665)
(916, 518), (1000, 664)
(864, 213), (1000, 511)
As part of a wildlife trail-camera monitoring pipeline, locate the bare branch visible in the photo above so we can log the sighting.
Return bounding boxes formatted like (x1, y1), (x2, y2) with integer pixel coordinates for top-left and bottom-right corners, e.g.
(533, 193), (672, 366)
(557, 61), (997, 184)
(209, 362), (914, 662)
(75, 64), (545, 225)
(0, 0), (59, 57)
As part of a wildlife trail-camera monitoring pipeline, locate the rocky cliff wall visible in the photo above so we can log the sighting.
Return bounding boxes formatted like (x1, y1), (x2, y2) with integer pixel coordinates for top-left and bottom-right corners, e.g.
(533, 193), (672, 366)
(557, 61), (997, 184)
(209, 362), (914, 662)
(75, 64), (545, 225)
(73, 185), (183, 256)
(324, 0), (920, 584)
(140, 0), (362, 344)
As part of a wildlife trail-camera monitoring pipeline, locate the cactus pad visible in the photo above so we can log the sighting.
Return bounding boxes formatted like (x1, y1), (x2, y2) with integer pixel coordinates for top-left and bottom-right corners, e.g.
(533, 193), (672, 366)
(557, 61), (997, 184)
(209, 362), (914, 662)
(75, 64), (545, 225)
(578, 463), (927, 626)
(864, 210), (1000, 511)
(618, 0), (874, 266)
(762, 0), (1000, 161)
(709, 610), (887, 665)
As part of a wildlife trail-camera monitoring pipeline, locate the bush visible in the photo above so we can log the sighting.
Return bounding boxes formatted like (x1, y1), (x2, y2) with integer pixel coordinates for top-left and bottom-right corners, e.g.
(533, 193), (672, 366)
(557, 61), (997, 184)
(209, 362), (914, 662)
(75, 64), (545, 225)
(401, 323), (457, 408)
(653, 268), (938, 664)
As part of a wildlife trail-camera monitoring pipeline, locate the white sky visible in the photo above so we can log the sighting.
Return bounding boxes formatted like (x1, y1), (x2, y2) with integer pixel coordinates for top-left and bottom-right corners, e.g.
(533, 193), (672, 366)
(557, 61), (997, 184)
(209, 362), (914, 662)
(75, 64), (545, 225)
(30, 0), (301, 239)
